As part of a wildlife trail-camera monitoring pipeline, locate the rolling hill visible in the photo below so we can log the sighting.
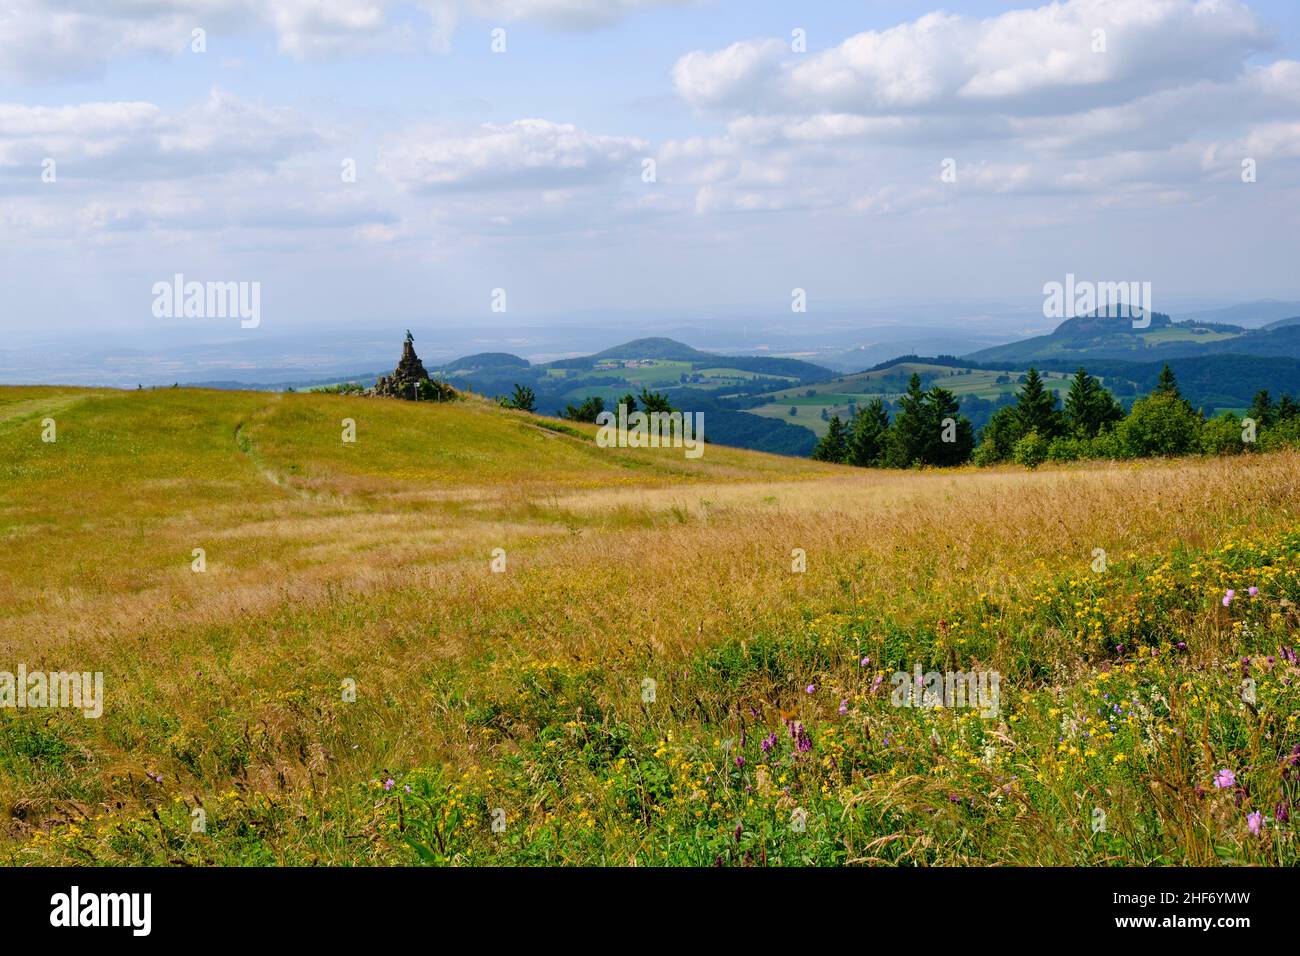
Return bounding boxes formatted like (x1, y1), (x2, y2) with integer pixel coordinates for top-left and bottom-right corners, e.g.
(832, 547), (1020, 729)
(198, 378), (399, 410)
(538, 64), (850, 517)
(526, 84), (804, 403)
(424, 337), (829, 456)
(966, 308), (1300, 365)
(1176, 300), (1300, 329)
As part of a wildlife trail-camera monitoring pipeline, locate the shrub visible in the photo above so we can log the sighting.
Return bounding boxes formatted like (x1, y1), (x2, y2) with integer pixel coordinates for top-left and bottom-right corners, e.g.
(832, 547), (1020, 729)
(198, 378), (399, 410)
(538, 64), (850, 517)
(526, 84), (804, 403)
(417, 378), (458, 402)
(1013, 430), (1049, 469)
(1201, 412), (1244, 455)
(1046, 434), (1086, 462)
(499, 384), (537, 411)
(1260, 416), (1300, 452)
(313, 382), (366, 395)
(1084, 427), (1125, 460)
(1116, 394), (1201, 458)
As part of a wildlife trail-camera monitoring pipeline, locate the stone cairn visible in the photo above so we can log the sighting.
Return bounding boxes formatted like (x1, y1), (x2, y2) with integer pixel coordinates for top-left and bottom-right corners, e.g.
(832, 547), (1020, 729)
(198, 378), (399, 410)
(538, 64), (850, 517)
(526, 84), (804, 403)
(372, 330), (430, 399)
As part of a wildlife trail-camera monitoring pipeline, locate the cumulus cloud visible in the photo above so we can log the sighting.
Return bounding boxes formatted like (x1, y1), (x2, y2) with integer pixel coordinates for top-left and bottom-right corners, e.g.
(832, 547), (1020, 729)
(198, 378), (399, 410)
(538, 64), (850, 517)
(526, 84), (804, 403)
(673, 38), (788, 113)
(0, 89), (321, 181)
(0, 0), (251, 81)
(675, 0), (1270, 116)
(0, 88), (401, 242)
(379, 118), (647, 192)
(458, 0), (695, 30)
(661, 0), (1300, 220)
(0, 0), (696, 80)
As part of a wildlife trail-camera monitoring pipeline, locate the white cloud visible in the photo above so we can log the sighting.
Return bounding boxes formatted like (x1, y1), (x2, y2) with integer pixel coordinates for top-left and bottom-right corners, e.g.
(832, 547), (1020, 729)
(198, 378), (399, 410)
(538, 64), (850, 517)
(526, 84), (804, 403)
(0, 89), (321, 181)
(661, 0), (1300, 220)
(0, 1), (252, 81)
(673, 38), (787, 112)
(459, 0), (695, 30)
(675, 0), (1270, 116)
(379, 118), (646, 192)
(0, 0), (696, 80)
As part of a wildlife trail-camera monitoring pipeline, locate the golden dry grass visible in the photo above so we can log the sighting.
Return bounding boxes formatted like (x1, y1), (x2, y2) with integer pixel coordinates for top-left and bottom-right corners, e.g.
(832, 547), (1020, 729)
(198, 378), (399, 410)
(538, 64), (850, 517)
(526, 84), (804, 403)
(2, 386), (1298, 864)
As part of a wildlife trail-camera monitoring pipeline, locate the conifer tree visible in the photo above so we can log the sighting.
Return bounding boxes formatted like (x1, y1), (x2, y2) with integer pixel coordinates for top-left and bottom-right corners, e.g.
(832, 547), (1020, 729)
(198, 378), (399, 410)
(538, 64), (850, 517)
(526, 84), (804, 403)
(1154, 363), (1182, 400)
(922, 387), (974, 465)
(1014, 368), (1064, 439)
(884, 374), (929, 467)
(1248, 389), (1276, 428)
(812, 414), (850, 463)
(846, 398), (890, 467)
(1065, 367), (1124, 437)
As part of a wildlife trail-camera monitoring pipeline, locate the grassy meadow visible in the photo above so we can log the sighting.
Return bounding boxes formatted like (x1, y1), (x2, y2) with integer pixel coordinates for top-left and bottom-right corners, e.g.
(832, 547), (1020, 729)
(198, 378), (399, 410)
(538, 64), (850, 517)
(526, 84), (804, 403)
(2, 385), (1300, 865)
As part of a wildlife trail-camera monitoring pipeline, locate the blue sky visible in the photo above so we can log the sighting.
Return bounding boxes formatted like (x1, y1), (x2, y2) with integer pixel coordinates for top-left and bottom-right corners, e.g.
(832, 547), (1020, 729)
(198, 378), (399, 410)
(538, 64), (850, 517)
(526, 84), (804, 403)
(2, 0), (1299, 345)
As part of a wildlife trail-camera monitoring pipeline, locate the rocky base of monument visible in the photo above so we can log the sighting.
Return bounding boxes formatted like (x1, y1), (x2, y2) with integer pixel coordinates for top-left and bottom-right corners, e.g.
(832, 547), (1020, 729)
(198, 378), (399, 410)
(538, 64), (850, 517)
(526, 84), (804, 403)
(369, 334), (458, 402)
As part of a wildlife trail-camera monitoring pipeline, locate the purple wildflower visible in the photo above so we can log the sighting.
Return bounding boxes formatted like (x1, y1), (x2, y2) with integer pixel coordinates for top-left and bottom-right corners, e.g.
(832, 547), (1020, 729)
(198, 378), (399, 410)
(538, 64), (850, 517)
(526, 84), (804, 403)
(1214, 769), (1236, 789)
(794, 723), (813, 753)
(1247, 811), (1263, 836)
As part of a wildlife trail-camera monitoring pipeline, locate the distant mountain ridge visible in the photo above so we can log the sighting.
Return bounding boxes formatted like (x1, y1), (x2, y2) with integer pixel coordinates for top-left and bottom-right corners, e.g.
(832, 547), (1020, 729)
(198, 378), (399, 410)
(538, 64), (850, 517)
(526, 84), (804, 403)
(442, 352), (530, 371)
(1177, 300), (1300, 329)
(840, 350), (1300, 416)
(963, 305), (1300, 364)
(423, 336), (829, 457)
(590, 337), (712, 361)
